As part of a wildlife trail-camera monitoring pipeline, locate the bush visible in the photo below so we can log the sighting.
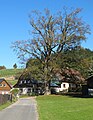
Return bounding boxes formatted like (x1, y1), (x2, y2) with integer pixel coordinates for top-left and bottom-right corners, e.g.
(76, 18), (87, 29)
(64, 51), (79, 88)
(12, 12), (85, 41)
(11, 88), (19, 96)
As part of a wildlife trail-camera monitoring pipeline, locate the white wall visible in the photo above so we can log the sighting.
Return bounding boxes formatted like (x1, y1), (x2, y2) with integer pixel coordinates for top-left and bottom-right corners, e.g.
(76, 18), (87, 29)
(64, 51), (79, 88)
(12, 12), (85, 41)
(20, 87), (32, 94)
(55, 82), (69, 93)
(22, 88), (28, 94)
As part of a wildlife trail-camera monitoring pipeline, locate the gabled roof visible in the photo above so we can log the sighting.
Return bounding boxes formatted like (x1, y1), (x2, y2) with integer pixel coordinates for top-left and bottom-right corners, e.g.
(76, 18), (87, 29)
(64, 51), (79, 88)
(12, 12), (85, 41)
(0, 78), (5, 83)
(0, 78), (12, 89)
(86, 76), (93, 88)
(86, 76), (93, 80)
(14, 79), (45, 88)
(86, 76), (93, 83)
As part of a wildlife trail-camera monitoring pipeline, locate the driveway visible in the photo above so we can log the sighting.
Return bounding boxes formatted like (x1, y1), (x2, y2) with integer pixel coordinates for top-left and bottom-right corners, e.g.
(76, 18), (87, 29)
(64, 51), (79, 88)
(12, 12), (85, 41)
(0, 97), (38, 120)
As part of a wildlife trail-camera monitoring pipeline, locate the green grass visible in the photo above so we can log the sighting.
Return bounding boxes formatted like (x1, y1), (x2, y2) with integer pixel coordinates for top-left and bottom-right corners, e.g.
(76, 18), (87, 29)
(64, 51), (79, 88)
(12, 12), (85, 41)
(0, 97), (18, 111)
(37, 95), (93, 120)
(0, 69), (23, 85)
(0, 69), (23, 77)
(0, 101), (12, 111)
(8, 80), (18, 86)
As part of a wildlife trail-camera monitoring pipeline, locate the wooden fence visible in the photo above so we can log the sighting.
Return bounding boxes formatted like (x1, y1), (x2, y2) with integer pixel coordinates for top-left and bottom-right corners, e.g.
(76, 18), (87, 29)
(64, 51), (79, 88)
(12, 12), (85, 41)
(0, 94), (12, 105)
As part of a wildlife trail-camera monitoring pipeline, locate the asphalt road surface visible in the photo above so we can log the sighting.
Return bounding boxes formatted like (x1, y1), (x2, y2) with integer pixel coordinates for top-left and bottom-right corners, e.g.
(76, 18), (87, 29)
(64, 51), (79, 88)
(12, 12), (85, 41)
(0, 97), (38, 120)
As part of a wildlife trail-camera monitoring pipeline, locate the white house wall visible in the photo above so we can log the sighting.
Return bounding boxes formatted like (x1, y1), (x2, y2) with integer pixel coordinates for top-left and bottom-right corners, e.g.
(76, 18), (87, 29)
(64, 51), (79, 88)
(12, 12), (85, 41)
(20, 87), (33, 94)
(0, 91), (10, 95)
(60, 82), (69, 91)
(55, 82), (70, 93)
(22, 88), (28, 94)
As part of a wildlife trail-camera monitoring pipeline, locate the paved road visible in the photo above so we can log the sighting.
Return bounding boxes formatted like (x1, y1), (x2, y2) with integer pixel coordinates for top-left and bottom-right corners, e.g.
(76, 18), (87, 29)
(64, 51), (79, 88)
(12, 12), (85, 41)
(0, 97), (38, 120)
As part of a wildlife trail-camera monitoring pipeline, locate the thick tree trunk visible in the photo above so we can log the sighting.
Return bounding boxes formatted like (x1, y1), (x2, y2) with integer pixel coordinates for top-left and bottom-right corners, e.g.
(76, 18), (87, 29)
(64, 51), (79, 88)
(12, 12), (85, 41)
(44, 81), (51, 95)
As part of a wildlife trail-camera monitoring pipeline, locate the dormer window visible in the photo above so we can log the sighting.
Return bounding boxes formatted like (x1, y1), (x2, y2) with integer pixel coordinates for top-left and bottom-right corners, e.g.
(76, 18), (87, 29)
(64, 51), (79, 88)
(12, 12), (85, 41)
(0, 84), (3, 87)
(3, 84), (6, 87)
(24, 80), (26, 83)
(20, 81), (23, 84)
(28, 80), (30, 83)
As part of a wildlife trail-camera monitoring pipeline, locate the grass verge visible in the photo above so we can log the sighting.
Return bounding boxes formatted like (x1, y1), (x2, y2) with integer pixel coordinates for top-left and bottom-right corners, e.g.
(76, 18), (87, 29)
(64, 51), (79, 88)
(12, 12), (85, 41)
(0, 96), (18, 111)
(36, 95), (93, 120)
(0, 101), (12, 111)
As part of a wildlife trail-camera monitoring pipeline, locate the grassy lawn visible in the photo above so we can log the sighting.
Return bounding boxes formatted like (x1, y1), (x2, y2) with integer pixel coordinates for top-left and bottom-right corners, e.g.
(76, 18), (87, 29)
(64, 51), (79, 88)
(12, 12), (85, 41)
(37, 95), (93, 120)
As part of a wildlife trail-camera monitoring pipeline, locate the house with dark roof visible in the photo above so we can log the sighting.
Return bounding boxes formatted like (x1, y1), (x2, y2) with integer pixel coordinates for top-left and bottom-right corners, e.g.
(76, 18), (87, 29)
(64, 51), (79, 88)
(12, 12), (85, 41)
(13, 70), (45, 95)
(49, 79), (77, 94)
(0, 78), (12, 94)
(14, 78), (45, 95)
(50, 68), (85, 94)
(85, 76), (93, 96)
(82, 76), (93, 96)
(87, 76), (93, 89)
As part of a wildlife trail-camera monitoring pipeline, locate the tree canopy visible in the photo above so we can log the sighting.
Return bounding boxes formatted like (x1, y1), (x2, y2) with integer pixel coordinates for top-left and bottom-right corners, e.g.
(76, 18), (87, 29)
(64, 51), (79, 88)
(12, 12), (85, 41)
(25, 47), (93, 81)
(12, 8), (90, 81)
(55, 47), (93, 78)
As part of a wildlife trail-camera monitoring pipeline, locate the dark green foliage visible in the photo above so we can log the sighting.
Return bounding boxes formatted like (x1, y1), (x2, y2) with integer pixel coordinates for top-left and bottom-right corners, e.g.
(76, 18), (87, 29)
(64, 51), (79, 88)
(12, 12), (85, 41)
(54, 47), (93, 78)
(26, 59), (44, 80)
(26, 47), (93, 80)
(11, 88), (19, 95)
(13, 63), (17, 69)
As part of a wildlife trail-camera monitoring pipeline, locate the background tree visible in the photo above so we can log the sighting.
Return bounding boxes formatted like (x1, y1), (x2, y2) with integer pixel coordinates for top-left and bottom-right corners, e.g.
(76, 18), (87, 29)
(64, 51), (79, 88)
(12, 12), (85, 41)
(26, 47), (93, 82)
(26, 58), (43, 80)
(13, 63), (17, 69)
(55, 47), (93, 78)
(12, 8), (90, 84)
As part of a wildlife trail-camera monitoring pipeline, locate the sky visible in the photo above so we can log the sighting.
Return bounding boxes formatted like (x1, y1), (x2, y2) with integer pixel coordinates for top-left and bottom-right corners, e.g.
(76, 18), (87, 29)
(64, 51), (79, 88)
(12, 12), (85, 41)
(0, 0), (93, 68)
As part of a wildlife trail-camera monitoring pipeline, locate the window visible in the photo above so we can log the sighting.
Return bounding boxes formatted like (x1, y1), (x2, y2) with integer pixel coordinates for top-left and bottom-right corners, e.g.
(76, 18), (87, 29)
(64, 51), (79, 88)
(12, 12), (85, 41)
(70, 83), (76, 88)
(63, 84), (66, 88)
(0, 84), (3, 87)
(20, 81), (23, 84)
(28, 80), (30, 83)
(3, 84), (6, 87)
(24, 80), (26, 84)
(27, 88), (31, 93)
(20, 88), (23, 93)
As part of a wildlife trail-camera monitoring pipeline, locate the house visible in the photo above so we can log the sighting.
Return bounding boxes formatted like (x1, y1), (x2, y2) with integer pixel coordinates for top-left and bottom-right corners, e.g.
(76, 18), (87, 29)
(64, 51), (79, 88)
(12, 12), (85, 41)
(13, 70), (45, 95)
(14, 67), (84, 95)
(87, 76), (93, 89)
(0, 78), (12, 94)
(54, 82), (76, 93)
(49, 80), (76, 94)
(14, 79), (45, 95)
(85, 76), (93, 96)
(14, 79), (37, 94)
(50, 68), (85, 94)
